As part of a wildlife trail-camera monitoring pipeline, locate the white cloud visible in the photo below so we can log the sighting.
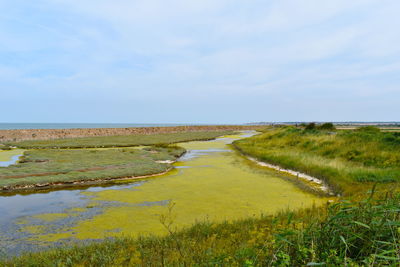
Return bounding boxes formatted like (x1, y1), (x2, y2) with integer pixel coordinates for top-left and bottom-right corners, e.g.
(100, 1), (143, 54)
(1, 0), (399, 122)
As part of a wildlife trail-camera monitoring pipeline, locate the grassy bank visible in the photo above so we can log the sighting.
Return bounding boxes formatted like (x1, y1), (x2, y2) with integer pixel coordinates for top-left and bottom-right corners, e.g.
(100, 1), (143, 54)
(233, 126), (400, 195)
(2, 191), (399, 266)
(0, 146), (185, 190)
(6, 131), (235, 149)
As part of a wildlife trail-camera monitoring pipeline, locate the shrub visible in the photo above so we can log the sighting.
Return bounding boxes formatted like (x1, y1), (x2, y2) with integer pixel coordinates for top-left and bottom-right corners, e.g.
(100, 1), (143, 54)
(318, 122), (336, 131)
(304, 123), (316, 131)
(356, 126), (380, 133)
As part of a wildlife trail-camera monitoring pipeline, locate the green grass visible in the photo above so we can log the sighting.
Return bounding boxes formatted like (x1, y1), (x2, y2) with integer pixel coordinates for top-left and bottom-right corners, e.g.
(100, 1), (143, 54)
(2, 191), (399, 266)
(233, 126), (400, 195)
(0, 144), (11, 150)
(0, 146), (185, 189)
(6, 131), (235, 149)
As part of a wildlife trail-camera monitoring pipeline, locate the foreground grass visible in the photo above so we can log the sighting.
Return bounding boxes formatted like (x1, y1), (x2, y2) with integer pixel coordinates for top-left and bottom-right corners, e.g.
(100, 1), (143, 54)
(6, 131), (235, 149)
(2, 191), (399, 266)
(0, 146), (185, 189)
(233, 126), (400, 195)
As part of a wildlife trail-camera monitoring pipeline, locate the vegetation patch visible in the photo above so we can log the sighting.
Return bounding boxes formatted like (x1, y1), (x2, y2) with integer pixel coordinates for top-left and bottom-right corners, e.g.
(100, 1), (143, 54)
(0, 144), (12, 150)
(233, 126), (400, 195)
(0, 146), (185, 190)
(6, 131), (235, 149)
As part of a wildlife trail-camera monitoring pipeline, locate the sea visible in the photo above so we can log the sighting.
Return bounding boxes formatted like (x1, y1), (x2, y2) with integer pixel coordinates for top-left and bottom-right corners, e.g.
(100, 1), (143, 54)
(0, 123), (192, 130)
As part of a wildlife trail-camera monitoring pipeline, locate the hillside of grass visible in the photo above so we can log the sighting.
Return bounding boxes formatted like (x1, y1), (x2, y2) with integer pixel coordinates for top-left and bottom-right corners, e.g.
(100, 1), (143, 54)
(233, 126), (400, 195)
(6, 131), (235, 149)
(0, 146), (185, 190)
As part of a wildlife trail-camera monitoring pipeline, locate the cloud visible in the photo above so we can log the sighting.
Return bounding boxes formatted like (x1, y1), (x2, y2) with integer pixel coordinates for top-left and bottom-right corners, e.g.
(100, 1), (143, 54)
(0, 0), (399, 122)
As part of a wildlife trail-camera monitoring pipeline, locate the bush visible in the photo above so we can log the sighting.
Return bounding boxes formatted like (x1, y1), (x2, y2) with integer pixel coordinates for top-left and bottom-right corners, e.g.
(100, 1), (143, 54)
(318, 122), (336, 131)
(356, 126), (380, 133)
(304, 123), (316, 131)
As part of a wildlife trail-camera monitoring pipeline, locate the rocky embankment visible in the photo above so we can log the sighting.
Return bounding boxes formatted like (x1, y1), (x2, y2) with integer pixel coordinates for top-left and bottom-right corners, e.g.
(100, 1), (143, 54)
(0, 125), (262, 142)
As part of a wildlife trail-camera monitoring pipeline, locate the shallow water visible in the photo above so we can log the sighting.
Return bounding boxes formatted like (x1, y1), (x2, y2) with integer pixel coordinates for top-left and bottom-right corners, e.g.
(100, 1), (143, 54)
(0, 149), (24, 167)
(0, 132), (328, 255)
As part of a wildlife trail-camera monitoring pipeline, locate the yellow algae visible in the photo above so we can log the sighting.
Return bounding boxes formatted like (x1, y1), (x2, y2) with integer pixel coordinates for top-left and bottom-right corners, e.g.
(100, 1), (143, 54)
(26, 133), (329, 243)
(31, 231), (78, 243)
(31, 213), (70, 222)
(0, 149), (25, 161)
(21, 225), (48, 235)
(64, 207), (87, 213)
(15, 218), (29, 225)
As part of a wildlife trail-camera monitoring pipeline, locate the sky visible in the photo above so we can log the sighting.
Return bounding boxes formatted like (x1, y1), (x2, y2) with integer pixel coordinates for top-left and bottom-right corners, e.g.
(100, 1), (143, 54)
(0, 0), (399, 124)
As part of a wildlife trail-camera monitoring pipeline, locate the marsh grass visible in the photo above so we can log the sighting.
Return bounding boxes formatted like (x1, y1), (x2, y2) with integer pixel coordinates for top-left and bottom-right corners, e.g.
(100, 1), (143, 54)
(0, 146), (185, 189)
(233, 127), (400, 195)
(0, 144), (11, 150)
(6, 131), (235, 149)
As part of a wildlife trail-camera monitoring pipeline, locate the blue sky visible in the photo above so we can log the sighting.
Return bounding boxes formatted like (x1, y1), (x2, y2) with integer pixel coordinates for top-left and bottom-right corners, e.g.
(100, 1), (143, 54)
(1, 0), (399, 123)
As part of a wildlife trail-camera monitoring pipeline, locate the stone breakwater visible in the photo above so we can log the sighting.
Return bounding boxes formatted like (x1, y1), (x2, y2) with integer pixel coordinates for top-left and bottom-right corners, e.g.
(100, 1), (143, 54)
(0, 125), (262, 142)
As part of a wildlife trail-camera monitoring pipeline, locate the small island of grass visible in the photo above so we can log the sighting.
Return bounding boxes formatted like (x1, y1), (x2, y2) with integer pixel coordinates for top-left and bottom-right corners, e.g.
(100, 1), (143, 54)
(0, 130), (234, 191)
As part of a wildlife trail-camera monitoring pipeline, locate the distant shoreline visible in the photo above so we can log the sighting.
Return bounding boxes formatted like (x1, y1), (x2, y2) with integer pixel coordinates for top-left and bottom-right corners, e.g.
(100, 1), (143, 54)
(0, 123), (204, 130)
(0, 125), (262, 142)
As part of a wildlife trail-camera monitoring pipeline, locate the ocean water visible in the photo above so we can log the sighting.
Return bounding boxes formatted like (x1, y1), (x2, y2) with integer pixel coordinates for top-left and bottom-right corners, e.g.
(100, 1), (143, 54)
(0, 123), (191, 130)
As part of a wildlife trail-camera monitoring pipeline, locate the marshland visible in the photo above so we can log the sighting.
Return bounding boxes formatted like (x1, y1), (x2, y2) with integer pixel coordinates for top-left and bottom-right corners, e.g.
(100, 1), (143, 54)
(0, 125), (398, 266)
(3, 1), (400, 265)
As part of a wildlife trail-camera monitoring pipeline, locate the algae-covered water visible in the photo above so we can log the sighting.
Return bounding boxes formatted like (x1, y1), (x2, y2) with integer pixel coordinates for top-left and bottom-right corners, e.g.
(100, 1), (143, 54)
(0, 149), (24, 167)
(0, 132), (328, 255)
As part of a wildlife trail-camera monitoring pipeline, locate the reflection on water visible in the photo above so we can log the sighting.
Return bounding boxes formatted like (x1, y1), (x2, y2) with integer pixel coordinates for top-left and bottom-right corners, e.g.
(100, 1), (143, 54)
(0, 131), (328, 255)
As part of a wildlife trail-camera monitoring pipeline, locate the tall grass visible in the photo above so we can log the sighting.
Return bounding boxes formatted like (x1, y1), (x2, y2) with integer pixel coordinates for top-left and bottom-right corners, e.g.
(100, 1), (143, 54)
(233, 127), (400, 195)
